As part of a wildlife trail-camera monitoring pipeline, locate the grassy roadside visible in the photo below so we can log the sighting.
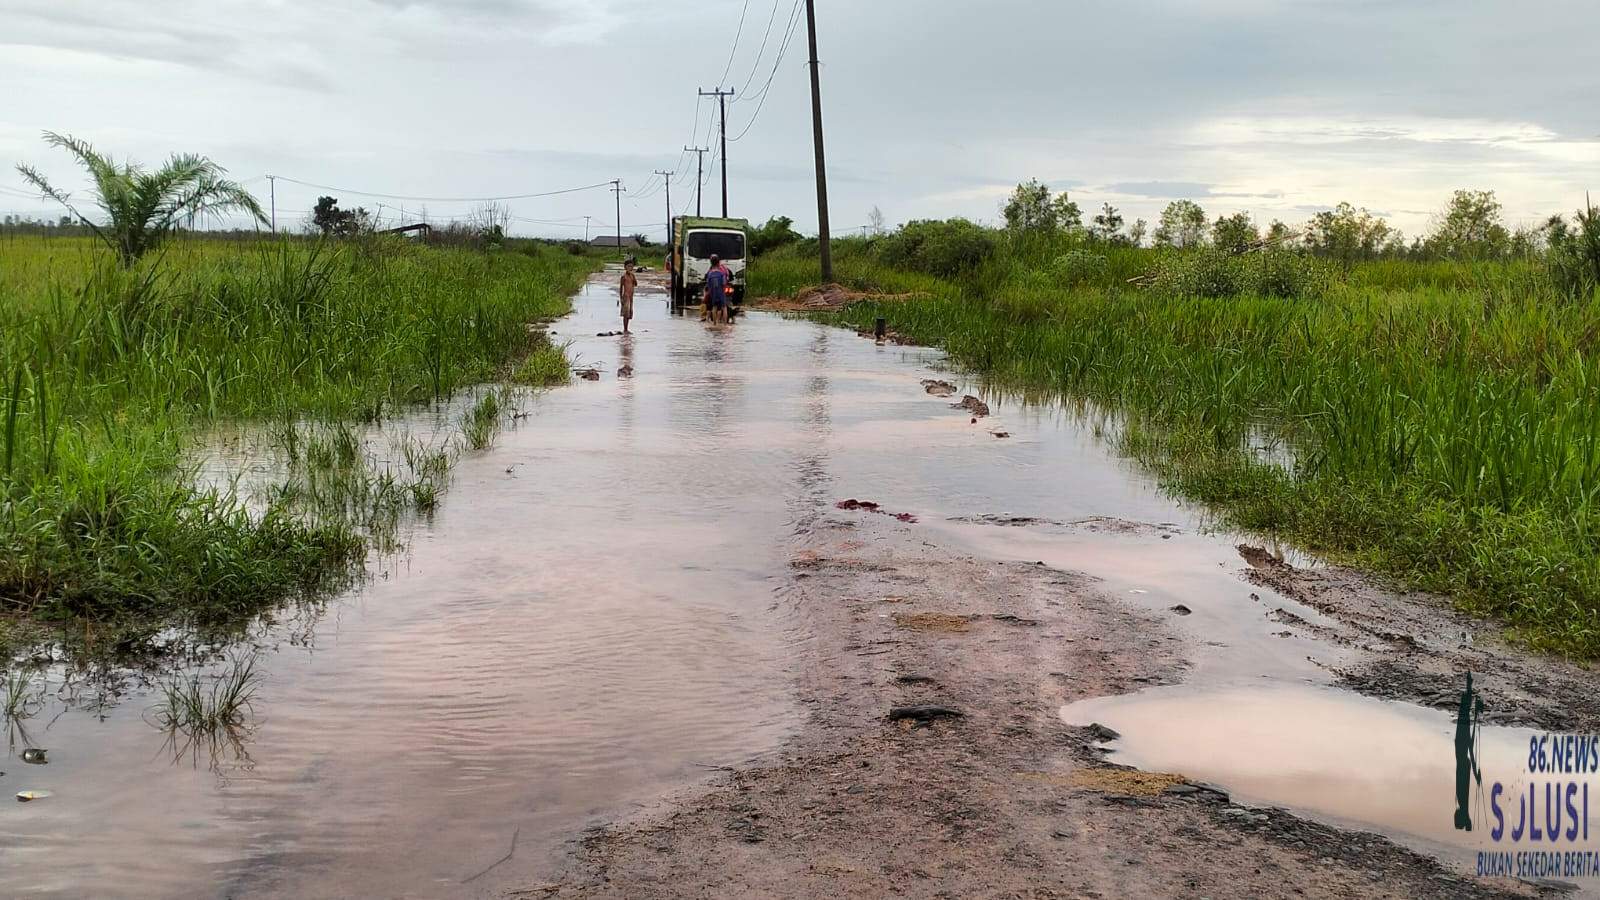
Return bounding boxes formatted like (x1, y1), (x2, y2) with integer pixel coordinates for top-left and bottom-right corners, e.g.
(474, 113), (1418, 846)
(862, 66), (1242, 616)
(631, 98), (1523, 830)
(752, 241), (1600, 659)
(1, 236), (597, 658)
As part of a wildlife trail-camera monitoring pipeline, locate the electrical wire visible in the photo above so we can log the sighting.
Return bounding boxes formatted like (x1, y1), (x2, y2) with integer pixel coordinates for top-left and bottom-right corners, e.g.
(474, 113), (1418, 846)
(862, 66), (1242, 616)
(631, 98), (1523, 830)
(269, 176), (613, 203)
(717, 0), (753, 89)
(728, 0), (805, 142)
(733, 0), (785, 101)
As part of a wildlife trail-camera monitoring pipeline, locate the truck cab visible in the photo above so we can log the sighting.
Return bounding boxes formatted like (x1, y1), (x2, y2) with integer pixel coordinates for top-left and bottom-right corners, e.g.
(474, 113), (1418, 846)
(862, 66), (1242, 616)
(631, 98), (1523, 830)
(670, 216), (748, 310)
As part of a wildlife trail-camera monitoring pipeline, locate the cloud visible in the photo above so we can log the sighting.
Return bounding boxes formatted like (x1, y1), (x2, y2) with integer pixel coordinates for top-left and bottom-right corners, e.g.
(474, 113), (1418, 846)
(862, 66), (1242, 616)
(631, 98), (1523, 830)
(2, 0), (1597, 239)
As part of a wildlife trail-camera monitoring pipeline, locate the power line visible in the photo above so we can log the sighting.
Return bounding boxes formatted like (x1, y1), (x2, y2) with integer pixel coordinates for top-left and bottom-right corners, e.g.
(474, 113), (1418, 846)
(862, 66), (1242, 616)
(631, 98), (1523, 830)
(717, 0), (753, 88)
(630, 172), (667, 201)
(728, 0), (806, 142)
(700, 88), (735, 216)
(682, 146), (709, 216)
(269, 176), (613, 203)
(734, 0), (785, 100)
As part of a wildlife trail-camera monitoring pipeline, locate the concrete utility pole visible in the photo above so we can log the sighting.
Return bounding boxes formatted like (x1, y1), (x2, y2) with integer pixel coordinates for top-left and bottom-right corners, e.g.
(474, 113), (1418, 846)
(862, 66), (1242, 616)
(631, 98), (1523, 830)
(699, 88), (735, 217)
(804, 0), (833, 282)
(584, 215), (593, 243)
(267, 174), (276, 234)
(654, 169), (674, 245)
(611, 180), (624, 259)
(684, 146), (708, 217)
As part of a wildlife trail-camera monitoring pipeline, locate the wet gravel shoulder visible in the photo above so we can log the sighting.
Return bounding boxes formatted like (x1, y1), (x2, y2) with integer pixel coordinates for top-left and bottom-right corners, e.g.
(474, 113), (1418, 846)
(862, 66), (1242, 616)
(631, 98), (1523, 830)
(524, 516), (1541, 899)
(1237, 547), (1600, 733)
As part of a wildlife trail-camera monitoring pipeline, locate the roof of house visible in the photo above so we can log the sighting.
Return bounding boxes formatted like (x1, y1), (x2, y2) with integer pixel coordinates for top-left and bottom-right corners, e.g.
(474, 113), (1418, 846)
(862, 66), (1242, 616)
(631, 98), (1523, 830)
(590, 235), (641, 247)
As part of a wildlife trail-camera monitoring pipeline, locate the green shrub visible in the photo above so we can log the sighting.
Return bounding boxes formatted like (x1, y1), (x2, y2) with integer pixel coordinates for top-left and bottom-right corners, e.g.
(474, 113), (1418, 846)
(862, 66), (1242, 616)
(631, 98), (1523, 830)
(1051, 250), (1109, 288)
(875, 219), (997, 278)
(1148, 249), (1328, 300)
(1255, 251), (1332, 299)
(748, 216), (803, 256)
(1548, 204), (1600, 299)
(1148, 249), (1241, 298)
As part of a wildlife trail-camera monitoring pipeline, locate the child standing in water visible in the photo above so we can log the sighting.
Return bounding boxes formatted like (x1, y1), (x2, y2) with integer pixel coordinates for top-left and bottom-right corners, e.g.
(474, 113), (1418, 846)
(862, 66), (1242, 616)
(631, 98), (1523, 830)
(618, 256), (637, 335)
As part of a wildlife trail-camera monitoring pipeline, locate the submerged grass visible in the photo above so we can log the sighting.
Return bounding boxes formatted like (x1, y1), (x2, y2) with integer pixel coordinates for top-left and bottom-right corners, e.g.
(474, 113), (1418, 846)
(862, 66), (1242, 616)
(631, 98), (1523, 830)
(460, 391), (504, 451)
(0, 235), (596, 656)
(153, 652), (261, 734)
(754, 241), (1600, 658)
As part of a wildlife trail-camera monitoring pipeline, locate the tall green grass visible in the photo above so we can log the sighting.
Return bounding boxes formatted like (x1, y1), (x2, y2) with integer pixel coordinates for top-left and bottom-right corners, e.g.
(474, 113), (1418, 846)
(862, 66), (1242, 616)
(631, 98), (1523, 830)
(754, 241), (1600, 658)
(0, 235), (595, 655)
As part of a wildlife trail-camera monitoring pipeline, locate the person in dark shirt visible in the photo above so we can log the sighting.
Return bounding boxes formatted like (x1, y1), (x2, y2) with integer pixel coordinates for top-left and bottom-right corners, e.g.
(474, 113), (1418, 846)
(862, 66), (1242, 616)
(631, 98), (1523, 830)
(704, 254), (733, 326)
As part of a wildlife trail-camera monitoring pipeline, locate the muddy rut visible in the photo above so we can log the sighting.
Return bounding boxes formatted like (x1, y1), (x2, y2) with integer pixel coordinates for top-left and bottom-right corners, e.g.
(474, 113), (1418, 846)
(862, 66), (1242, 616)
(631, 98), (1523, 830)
(532, 507), (1564, 899)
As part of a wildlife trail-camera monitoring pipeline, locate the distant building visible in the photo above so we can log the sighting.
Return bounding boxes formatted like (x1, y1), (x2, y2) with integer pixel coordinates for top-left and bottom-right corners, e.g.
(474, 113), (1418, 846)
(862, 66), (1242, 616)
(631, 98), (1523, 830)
(591, 235), (642, 248)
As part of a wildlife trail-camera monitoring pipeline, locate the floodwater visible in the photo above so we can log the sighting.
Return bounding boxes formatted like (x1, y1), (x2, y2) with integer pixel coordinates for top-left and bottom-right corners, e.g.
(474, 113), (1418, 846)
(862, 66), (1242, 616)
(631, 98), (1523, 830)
(1063, 684), (1598, 863)
(0, 269), (1577, 895)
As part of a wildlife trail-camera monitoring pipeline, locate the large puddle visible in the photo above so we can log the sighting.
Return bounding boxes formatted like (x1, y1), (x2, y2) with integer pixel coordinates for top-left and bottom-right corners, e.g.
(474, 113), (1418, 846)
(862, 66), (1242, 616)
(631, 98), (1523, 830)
(1, 270), (1586, 895)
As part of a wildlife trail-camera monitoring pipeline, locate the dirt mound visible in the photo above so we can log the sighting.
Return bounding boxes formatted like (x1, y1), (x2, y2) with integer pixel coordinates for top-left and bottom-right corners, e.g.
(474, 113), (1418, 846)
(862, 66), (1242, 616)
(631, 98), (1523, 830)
(893, 612), (974, 633)
(952, 395), (990, 417)
(754, 284), (918, 312)
(835, 498), (917, 523)
(1023, 768), (1189, 798)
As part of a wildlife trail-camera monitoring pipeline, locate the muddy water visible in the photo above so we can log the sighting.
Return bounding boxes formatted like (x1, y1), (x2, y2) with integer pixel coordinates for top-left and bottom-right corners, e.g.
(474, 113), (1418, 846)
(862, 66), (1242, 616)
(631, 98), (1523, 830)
(1062, 685), (1587, 861)
(0, 270), (1567, 895)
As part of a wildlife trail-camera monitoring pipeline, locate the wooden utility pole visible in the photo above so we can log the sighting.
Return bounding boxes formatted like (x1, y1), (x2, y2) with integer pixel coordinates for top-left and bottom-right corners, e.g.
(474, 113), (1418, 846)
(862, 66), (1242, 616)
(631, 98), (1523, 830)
(684, 146), (708, 217)
(654, 169), (674, 245)
(699, 88), (735, 217)
(804, 0), (833, 282)
(610, 180), (624, 258)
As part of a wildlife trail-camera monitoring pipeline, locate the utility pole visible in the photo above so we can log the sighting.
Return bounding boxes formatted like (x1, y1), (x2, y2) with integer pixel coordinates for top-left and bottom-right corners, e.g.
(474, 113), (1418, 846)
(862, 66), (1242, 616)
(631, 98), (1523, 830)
(804, 0), (833, 282)
(610, 180), (624, 259)
(684, 146), (708, 217)
(584, 215), (593, 243)
(699, 88), (735, 217)
(267, 174), (276, 234)
(654, 169), (674, 245)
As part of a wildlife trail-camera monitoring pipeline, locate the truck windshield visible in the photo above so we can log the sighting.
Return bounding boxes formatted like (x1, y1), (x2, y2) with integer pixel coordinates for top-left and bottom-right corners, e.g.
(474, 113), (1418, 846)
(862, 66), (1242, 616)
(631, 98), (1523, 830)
(686, 231), (746, 261)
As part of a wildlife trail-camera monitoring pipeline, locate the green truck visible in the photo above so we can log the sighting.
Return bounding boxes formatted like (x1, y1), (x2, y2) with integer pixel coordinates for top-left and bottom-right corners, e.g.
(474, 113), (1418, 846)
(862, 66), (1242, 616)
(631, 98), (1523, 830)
(668, 216), (748, 310)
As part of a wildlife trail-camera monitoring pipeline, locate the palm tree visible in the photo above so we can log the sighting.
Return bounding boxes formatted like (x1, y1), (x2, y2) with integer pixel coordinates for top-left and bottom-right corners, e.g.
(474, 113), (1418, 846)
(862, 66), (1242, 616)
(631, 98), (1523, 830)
(16, 132), (267, 267)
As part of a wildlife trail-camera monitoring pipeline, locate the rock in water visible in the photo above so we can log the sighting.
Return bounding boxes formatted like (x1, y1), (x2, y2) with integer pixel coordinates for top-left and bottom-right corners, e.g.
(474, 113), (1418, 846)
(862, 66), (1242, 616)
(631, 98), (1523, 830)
(952, 395), (991, 417)
(1084, 723), (1121, 742)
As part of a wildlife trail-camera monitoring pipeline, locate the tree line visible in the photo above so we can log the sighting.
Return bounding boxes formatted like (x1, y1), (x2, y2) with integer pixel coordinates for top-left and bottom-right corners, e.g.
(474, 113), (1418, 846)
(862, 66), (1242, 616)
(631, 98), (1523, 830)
(1000, 178), (1587, 263)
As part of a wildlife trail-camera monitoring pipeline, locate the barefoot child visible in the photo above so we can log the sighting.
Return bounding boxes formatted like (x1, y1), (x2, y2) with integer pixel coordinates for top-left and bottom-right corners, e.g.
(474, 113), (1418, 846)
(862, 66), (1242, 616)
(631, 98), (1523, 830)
(618, 256), (637, 334)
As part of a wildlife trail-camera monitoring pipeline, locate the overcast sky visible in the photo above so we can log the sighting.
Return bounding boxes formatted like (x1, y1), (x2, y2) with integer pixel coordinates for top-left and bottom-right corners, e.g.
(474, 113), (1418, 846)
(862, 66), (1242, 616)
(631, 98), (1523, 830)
(2, 0), (1596, 241)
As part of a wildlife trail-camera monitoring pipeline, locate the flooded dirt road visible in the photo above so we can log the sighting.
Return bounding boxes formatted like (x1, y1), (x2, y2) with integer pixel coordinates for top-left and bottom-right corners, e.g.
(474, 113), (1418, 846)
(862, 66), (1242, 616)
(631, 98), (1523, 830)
(4, 270), (1598, 897)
